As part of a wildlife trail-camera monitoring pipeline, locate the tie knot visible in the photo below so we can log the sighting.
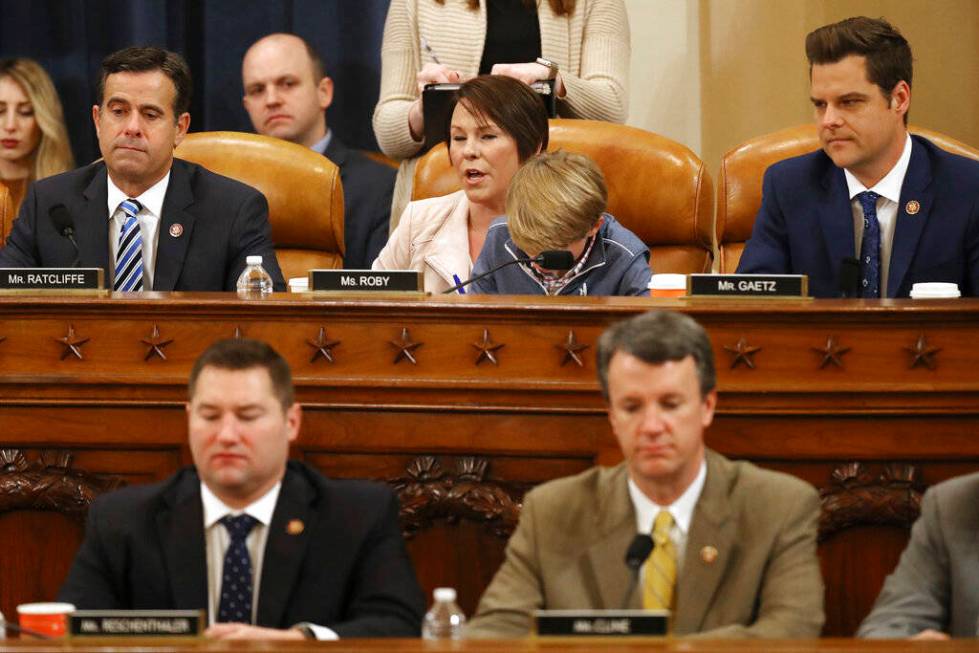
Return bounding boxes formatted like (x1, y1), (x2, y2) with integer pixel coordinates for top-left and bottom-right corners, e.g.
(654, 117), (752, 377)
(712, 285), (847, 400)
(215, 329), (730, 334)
(221, 514), (257, 541)
(120, 198), (142, 218)
(857, 191), (879, 215)
(651, 510), (673, 543)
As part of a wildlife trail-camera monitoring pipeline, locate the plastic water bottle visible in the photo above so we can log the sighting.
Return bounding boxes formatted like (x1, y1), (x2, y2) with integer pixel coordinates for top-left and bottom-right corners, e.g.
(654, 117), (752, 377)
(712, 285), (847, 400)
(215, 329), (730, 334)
(421, 587), (466, 640)
(0, 608), (5, 639)
(236, 255), (273, 296)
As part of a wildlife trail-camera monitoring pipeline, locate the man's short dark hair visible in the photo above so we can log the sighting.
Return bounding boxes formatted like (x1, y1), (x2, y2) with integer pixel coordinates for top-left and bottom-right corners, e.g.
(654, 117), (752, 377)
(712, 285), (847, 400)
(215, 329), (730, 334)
(806, 17), (912, 123)
(188, 338), (294, 409)
(98, 46), (192, 118)
(596, 311), (716, 400)
(299, 37), (327, 82)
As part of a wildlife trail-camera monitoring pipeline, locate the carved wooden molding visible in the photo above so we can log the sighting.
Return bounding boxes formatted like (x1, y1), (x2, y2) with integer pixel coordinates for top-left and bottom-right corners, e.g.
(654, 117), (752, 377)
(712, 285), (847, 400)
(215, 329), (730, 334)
(556, 330), (589, 367)
(0, 449), (123, 517)
(819, 462), (921, 541)
(56, 323), (89, 360)
(812, 335), (850, 369)
(306, 326), (340, 364)
(392, 456), (521, 540)
(141, 324), (173, 361)
(390, 327), (422, 365)
(472, 328), (504, 366)
(723, 337), (761, 369)
(906, 333), (940, 370)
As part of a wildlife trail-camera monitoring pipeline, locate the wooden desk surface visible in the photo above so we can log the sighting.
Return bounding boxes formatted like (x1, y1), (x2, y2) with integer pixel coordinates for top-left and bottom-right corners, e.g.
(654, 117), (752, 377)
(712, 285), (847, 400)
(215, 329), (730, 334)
(3, 294), (979, 637)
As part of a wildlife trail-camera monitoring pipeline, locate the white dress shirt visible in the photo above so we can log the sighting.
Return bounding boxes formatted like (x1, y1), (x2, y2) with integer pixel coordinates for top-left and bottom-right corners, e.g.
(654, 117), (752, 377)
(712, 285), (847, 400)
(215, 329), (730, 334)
(106, 172), (169, 289)
(200, 482), (338, 640)
(845, 133), (913, 297)
(628, 458), (707, 572)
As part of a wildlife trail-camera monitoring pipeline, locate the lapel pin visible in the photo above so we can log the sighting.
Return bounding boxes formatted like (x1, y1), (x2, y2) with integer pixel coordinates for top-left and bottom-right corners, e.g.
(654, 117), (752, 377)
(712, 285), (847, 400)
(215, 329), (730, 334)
(169, 223), (184, 238)
(286, 519), (304, 535)
(905, 200), (920, 215)
(700, 545), (718, 564)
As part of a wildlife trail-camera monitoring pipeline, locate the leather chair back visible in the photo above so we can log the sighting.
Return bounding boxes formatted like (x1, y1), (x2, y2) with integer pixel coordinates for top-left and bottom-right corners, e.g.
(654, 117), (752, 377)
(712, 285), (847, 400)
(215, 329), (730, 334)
(175, 131), (344, 280)
(0, 182), (12, 247)
(413, 119), (714, 274)
(717, 124), (979, 273)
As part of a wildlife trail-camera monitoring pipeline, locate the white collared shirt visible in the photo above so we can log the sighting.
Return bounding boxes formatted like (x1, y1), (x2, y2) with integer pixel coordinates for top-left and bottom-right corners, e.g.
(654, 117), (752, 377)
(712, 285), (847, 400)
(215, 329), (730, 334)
(106, 172), (170, 289)
(310, 129), (333, 156)
(628, 458), (707, 572)
(844, 133), (913, 297)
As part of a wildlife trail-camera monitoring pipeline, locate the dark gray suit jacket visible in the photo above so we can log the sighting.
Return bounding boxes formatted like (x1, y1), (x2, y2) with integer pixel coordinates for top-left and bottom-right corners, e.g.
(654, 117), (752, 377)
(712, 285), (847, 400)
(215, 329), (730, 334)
(58, 461), (425, 637)
(322, 136), (393, 270)
(859, 472), (979, 638)
(0, 158), (285, 291)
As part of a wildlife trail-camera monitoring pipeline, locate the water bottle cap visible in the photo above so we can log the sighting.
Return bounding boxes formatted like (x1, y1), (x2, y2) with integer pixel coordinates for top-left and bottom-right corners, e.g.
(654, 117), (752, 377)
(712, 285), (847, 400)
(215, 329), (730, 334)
(246, 255), (263, 265)
(433, 587), (456, 602)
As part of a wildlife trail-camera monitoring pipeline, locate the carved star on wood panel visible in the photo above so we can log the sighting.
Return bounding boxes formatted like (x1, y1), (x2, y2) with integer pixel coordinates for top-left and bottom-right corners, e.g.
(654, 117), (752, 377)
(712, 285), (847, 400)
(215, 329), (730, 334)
(723, 337), (762, 369)
(141, 324), (173, 361)
(56, 324), (90, 361)
(390, 327), (423, 365)
(812, 335), (850, 369)
(472, 328), (505, 366)
(905, 333), (941, 370)
(307, 327), (340, 364)
(556, 330), (589, 368)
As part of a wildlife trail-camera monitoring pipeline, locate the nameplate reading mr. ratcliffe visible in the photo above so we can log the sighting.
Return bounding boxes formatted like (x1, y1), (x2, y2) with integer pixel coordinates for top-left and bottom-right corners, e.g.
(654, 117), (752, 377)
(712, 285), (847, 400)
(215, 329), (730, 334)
(688, 273), (808, 297)
(309, 269), (423, 293)
(0, 268), (103, 291)
(535, 610), (669, 637)
(69, 610), (203, 638)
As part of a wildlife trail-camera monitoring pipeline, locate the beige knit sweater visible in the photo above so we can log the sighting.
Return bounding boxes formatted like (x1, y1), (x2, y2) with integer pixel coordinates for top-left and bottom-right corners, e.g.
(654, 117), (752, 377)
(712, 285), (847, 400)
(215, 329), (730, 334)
(371, 0), (631, 231)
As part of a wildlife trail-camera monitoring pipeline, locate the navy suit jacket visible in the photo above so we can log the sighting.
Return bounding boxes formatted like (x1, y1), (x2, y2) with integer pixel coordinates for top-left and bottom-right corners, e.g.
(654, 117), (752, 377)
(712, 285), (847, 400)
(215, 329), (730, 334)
(58, 461), (425, 637)
(0, 158), (285, 291)
(737, 135), (979, 298)
(322, 137), (394, 270)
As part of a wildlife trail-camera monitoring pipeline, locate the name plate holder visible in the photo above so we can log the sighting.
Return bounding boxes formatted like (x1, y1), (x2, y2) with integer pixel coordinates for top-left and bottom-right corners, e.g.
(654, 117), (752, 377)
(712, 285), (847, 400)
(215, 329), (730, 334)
(307, 269), (424, 294)
(69, 610), (204, 638)
(688, 273), (809, 298)
(535, 609), (669, 638)
(0, 268), (105, 294)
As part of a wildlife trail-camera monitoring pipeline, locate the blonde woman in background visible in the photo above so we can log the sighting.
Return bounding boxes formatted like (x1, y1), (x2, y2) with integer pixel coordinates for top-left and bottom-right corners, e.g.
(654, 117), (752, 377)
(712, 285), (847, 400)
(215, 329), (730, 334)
(372, 0), (630, 228)
(0, 58), (75, 217)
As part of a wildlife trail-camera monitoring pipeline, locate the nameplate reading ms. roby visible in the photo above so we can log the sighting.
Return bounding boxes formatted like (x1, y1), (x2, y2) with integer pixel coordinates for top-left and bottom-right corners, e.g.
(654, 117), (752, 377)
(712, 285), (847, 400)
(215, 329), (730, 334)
(0, 268), (103, 290)
(309, 269), (423, 292)
(688, 273), (808, 297)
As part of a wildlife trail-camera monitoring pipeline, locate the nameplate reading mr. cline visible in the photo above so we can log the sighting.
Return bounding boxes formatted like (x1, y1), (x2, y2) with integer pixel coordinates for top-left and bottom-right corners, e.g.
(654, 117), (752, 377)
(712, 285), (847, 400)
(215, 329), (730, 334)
(69, 610), (203, 638)
(688, 274), (808, 297)
(0, 268), (103, 291)
(309, 269), (423, 293)
(535, 610), (669, 637)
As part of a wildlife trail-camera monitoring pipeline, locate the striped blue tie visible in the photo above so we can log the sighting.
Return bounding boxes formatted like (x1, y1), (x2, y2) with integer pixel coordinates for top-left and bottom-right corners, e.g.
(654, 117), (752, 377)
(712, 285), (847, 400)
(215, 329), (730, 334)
(113, 198), (144, 292)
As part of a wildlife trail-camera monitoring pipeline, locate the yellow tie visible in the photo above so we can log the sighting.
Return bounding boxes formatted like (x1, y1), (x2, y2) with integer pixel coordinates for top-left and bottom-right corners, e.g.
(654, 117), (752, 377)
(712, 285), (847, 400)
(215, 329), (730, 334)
(642, 510), (676, 610)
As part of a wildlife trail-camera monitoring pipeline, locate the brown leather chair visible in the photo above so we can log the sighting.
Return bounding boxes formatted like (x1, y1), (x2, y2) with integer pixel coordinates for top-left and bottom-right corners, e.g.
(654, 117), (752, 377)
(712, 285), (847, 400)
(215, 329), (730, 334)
(175, 131), (344, 280)
(0, 182), (13, 247)
(413, 119), (714, 274)
(717, 124), (979, 273)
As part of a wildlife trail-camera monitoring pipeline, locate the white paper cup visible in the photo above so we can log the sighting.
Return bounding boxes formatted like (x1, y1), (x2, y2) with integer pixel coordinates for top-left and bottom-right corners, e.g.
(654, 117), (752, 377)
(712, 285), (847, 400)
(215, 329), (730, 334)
(649, 273), (687, 298)
(910, 282), (960, 299)
(17, 602), (75, 638)
(288, 277), (309, 293)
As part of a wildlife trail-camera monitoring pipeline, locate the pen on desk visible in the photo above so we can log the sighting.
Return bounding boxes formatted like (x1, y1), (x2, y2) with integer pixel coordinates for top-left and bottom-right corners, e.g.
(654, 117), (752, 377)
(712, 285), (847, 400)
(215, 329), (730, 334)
(421, 38), (442, 65)
(452, 274), (466, 294)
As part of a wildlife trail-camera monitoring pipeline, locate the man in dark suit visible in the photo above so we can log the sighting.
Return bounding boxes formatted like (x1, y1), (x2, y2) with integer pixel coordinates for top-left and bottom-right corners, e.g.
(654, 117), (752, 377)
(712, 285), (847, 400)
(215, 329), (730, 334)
(242, 33), (394, 270)
(0, 46), (285, 291)
(59, 338), (425, 639)
(737, 17), (979, 298)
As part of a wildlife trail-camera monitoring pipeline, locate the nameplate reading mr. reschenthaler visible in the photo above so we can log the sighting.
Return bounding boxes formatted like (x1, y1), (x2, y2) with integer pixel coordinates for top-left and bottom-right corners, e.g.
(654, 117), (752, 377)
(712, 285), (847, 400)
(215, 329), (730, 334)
(0, 268), (103, 291)
(688, 273), (808, 297)
(69, 610), (203, 638)
(535, 610), (669, 637)
(309, 269), (423, 293)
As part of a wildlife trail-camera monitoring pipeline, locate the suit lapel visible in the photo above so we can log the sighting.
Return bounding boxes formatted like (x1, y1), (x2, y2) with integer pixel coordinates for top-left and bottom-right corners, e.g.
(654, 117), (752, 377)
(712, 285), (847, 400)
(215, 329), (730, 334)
(424, 193), (474, 287)
(673, 452), (738, 634)
(323, 136), (349, 168)
(255, 467), (313, 628)
(78, 165), (111, 275)
(154, 160), (197, 291)
(584, 465), (640, 609)
(817, 164), (856, 280)
(156, 471), (208, 611)
(887, 137), (933, 297)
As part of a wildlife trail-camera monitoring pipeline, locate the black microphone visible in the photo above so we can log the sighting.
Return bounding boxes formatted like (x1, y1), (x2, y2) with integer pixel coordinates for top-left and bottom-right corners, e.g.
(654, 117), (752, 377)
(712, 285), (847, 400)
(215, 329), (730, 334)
(441, 250), (576, 294)
(839, 257), (860, 298)
(0, 618), (54, 639)
(49, 204), (80, 268)
(620, 534), (655, 609)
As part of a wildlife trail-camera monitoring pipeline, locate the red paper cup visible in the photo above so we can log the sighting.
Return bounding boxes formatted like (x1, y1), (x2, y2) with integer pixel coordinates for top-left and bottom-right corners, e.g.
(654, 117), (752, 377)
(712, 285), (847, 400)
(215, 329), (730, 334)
(17, 602), (75, 639)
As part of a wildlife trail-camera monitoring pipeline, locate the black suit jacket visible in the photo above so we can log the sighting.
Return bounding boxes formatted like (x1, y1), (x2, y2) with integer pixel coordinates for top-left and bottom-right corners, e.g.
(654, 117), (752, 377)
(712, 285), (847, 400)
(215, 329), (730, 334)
(58, 461), (425, 637)
(322, 136), (394, 270)
(0, 158), (286, 291)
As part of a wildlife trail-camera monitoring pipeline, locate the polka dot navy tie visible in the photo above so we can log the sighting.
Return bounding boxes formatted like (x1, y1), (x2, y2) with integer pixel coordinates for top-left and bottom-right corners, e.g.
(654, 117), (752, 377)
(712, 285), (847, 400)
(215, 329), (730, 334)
(217, 514), (258, 624)
(857, 191), (881, 298)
